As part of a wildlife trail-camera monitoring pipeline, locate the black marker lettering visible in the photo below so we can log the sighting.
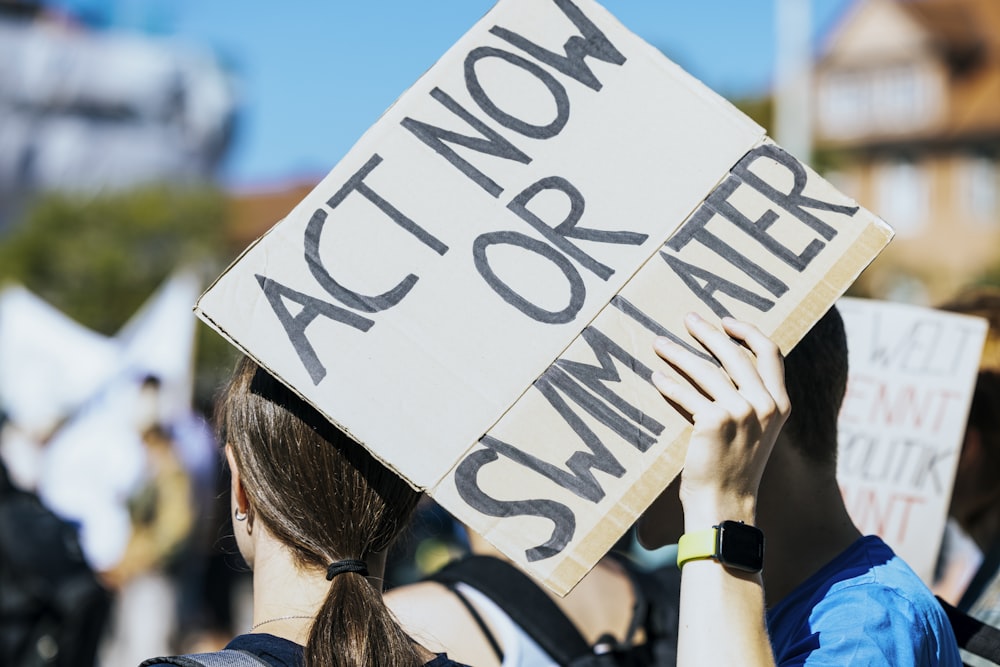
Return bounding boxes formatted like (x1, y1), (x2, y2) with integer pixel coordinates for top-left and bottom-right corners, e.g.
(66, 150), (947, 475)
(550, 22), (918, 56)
(255, 275), (374, 385)
(465, 47), (570, 140)
(469, 333), (663, 502)
(455, 447), (575, 561)
(305, 208), (414, 313)
(554, 326), (664, 448)
(732, 144), (857, 240)
(401, 88), (531, 197)
(508, 176), (647, 281)
(610, 296), (719, 366)
(304, 155), (447, 314)
(660, 251), (775, 319)
(481, 420), (624, 505)
(326, 154), (448, 255)
(473, 230), (586, 324)
(665, 204), (790, 296)
(490, 0), (626, 91)
(705, 177), (824, 272)
(912, 446), (952, 495)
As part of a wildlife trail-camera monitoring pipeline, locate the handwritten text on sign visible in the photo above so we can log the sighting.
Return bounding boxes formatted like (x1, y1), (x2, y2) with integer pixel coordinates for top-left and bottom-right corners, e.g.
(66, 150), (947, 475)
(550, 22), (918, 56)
(196, 0), (766, 491)
(195, 0), (893, 594)
(837, 297), (987, 583)
(435, 146), (892, 591)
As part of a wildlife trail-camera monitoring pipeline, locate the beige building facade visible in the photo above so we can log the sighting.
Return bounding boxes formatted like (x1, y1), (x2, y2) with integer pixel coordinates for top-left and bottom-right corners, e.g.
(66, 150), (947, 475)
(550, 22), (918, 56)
(814, 0), (1000, 302)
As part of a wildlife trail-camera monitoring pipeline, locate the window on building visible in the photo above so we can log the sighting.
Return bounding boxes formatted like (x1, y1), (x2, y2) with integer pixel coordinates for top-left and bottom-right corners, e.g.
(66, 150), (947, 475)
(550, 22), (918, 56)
(819, 70), (867, 138)
(818, 62), (939, 140)
(876, 159), (929, 236)
(956, 154), (998, 223)
(871, 64), (934, 132)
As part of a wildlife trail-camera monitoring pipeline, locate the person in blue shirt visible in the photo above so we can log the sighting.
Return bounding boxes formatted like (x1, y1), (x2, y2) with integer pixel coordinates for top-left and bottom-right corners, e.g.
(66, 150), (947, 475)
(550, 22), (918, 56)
(140, 356), (469, 667)
(639, 308), (962, 666)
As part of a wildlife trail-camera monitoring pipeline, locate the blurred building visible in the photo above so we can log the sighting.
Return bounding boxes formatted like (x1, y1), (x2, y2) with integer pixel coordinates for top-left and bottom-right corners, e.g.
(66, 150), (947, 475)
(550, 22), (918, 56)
(225, 179), (318, 250)
(814, 0), (1000, 302)
(0, 0), (237, 227)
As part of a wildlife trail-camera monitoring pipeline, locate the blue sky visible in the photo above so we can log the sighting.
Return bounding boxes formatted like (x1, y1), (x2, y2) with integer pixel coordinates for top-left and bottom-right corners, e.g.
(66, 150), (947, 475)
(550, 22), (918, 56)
(51, 0), (856, 187)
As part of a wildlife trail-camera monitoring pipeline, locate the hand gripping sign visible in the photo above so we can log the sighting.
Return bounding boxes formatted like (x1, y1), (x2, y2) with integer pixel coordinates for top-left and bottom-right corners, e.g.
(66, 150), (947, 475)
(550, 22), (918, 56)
(196, 0), (894, 595)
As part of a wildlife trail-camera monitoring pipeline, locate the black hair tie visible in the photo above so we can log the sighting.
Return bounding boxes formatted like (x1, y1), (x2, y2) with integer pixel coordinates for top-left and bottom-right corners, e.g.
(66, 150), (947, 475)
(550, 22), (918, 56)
(326, 559), (369, 581)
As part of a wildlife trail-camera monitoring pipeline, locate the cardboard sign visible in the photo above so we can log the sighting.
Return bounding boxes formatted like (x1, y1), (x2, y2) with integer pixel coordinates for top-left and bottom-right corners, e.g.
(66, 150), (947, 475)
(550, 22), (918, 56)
(837, 297), (988, 583)
(196, 0), (893, 594)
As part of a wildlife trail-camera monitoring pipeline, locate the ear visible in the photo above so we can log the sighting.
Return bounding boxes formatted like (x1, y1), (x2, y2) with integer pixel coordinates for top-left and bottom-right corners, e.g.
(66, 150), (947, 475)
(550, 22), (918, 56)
(225, 444), (249, 515)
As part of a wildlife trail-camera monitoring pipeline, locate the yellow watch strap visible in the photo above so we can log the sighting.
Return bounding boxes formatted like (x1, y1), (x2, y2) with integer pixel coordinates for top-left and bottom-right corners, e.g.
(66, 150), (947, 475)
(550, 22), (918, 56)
(676, 526), (719, 568)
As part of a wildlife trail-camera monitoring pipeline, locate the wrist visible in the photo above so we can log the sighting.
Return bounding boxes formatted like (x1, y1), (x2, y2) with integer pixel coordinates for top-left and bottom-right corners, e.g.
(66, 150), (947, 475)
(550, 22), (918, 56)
(677, 520), (765, 573)
(680, 490), (757, 532)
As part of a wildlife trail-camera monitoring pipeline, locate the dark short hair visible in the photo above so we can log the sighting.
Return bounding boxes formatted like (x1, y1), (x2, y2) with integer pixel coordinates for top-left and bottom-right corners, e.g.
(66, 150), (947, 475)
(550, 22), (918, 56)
(781, 305), (849, 465)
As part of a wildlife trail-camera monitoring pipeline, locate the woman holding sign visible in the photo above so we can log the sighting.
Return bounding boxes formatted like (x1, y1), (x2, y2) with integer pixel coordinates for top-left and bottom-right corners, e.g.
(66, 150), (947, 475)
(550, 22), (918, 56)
(140, 357), (471, 667)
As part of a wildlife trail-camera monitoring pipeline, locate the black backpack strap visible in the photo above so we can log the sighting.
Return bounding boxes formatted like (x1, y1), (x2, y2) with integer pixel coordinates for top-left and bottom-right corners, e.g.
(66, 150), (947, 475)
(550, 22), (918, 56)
(603, 552), (680, 667)
(937, 596), (1000, 666)
(429, 555), (591, 666)
(605, 553), (650, 649)
(446, 582), (505, 662)
(139, 649), (273, 667)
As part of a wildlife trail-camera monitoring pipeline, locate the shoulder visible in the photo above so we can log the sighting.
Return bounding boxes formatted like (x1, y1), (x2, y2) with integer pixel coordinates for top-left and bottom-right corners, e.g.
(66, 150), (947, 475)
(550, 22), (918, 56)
(223, 633), (302, 666)
(385, 581), (489, 655)
(385, 580), (468, 635)
(140, 635), (302, 667)
(385, 580), (454, 608)
(769, 538), (961, 665)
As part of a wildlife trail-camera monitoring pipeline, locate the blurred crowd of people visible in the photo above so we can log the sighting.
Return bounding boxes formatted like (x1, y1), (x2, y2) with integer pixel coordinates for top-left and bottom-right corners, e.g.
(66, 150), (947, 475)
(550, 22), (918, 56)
(0, 285), (998, 667)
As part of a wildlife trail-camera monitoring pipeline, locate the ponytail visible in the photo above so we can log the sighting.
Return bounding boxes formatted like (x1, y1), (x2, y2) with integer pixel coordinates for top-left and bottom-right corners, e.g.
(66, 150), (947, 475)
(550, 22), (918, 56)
(219, 356), (424, 667)
(306, 572), (423, 667)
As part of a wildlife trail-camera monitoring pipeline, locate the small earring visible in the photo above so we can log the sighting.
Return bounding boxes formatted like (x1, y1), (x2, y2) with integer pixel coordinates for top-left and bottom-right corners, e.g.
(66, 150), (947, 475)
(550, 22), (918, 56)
(235, 508), (247, 522)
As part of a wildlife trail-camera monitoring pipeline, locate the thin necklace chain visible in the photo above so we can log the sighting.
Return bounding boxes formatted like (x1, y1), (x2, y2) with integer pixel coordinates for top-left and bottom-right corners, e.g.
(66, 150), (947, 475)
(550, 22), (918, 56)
(250, 614), (313, 631)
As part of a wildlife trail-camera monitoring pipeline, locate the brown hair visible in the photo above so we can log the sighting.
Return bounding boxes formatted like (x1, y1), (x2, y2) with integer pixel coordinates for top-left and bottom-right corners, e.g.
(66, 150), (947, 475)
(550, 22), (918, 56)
(781, 305), (850, 466)
(217, 356), (423, 667)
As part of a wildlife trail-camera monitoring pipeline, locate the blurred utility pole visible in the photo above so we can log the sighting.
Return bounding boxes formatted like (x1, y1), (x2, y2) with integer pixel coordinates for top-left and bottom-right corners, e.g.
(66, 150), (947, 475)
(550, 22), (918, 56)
(774, 0), (813, 164)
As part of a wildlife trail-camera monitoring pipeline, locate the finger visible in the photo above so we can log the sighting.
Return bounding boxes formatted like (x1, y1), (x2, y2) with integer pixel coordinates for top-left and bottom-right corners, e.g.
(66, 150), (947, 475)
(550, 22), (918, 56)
(682, 313), (764, 394)
(721, 318), (790, 416)
(651, 369), (714, 419)
(653, 335), (739, 403)
(653, 339), (760, 443)
(684, 313), (785, 427)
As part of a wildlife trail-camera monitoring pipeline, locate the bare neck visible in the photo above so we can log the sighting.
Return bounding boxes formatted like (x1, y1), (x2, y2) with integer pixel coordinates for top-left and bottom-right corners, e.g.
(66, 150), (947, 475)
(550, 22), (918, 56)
(247, 524), (387, 643)
(757, 441), (861, 607)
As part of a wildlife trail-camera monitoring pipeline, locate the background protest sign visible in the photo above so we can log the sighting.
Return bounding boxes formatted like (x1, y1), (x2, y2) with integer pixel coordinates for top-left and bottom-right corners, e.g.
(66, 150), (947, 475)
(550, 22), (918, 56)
(837, 297), (988, 584)
(196, 0), (894, 594)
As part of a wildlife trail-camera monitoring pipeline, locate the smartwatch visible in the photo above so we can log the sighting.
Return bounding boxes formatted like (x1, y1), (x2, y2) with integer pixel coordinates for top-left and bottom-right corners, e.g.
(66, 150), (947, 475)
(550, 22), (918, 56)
(676, 520), (764, 573)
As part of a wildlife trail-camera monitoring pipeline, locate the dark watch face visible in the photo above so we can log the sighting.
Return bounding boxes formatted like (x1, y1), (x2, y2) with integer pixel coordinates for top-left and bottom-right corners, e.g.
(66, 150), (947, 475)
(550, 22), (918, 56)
(716, 520), (764, 572)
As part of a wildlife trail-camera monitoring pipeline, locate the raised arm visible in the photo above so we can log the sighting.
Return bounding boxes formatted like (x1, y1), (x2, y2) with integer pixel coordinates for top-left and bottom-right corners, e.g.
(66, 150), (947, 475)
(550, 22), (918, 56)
(651, 313), (788, 667)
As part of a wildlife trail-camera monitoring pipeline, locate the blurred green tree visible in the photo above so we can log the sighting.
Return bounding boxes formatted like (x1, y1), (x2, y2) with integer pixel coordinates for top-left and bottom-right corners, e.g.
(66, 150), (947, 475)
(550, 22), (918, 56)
(0, 184), (238, 407)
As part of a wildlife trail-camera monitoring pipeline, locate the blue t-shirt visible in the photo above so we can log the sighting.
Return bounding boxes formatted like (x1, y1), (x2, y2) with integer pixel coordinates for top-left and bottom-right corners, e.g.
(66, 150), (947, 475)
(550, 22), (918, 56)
(142, 632), (471, 667)
(766, 535), (962, 666)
